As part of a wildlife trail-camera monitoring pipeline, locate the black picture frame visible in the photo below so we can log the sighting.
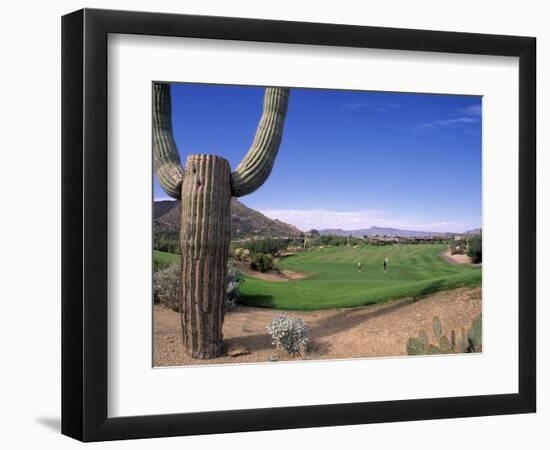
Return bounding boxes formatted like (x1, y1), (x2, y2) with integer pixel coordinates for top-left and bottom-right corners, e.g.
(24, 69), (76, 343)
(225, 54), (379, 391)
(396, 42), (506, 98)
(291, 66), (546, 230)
(62, 8), (536, 442)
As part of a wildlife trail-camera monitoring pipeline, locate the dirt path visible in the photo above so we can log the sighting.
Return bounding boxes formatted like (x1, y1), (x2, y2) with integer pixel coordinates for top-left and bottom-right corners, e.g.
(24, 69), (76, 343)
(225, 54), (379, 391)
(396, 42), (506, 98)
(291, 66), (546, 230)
(154, 286), (481, 367)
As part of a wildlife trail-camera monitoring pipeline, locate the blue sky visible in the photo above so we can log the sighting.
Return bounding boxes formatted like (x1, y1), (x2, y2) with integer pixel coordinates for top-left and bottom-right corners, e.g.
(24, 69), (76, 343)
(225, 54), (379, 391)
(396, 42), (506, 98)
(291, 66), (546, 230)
(154, 83), (482, 233)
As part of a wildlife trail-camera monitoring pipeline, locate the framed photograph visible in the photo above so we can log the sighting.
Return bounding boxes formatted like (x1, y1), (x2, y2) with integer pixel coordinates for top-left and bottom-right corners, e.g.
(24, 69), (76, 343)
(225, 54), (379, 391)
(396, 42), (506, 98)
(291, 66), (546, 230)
(62, 8), (536, 442)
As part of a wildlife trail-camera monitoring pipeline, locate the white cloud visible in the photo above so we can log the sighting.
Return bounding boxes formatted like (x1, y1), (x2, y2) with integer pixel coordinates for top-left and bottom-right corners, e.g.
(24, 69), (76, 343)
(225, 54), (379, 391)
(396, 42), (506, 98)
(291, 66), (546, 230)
(257, 208), (465, 233)
(258, 208), (387, 231)
(460, 104), (482, 116)
(436, 116), (479, 126)
(413, 103), (481, 130)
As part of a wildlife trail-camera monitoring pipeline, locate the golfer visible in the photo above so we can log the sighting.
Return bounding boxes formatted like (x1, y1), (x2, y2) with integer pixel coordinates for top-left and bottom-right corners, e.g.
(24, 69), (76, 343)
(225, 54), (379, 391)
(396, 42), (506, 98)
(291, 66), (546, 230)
(357, 261), (362, 272)
(383, 256), (388, 273)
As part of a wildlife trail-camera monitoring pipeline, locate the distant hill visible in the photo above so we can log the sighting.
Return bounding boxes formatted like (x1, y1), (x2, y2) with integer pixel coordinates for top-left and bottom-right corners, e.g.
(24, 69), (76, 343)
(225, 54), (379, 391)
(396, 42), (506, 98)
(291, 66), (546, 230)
(154, 199), (303, 242)
(464, 228), (482, 235)
(153, 200), (176, 218)
(319, 226), (457, 238)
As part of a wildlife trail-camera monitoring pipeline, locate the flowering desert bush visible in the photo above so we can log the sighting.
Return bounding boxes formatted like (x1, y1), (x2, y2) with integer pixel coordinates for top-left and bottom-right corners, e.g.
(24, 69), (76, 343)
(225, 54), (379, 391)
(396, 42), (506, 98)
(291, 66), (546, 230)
(233, 247), (250, 262)
(266, 314), (309, 357)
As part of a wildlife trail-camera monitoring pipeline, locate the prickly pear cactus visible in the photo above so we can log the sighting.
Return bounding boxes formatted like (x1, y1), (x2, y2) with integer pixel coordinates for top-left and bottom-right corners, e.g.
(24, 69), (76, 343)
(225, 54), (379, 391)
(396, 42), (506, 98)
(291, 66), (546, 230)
(426, 344), (441, 355)
(432, 316), (443, 338)
(459, 327), (468, 353)
(450, 329), (456, 352)
(467, 314), (482, 353)
(418, 330), (429, 347)
(439, 336), (453, 354)
(407, 337), (426, 356)
(406, 315), (482, 356)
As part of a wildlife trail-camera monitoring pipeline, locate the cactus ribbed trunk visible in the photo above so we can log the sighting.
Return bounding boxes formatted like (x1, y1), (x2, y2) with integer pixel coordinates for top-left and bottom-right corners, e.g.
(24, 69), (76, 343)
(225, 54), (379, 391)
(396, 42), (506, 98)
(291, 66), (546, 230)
(180, 154), (232, 359)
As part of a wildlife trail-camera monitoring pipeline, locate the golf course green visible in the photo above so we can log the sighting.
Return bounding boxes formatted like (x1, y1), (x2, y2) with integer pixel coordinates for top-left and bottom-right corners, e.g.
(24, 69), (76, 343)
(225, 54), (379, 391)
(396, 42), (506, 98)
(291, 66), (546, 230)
(239, 244), (481, 310)
(154, 249), (179, 266)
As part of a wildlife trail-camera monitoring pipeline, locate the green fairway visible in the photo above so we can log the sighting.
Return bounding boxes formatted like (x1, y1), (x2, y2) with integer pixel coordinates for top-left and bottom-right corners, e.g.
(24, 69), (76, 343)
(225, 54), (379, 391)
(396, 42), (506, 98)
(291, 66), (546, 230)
(154, 250), (179, 267)
(240, 244), (481, 310)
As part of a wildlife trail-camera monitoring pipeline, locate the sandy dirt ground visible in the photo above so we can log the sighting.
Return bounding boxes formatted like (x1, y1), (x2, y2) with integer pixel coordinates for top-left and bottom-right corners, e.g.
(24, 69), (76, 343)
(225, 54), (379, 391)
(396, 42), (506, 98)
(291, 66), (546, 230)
(440, 249), (475, 265)
(154, 286), (481, 367)
(234, 260), (311, 282)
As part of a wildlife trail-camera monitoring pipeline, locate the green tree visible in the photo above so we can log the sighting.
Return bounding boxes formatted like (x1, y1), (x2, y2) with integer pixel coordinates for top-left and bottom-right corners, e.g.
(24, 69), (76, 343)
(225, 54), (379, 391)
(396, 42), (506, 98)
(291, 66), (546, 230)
(250, 253), (274, 272)
(467, 235), (482, 263)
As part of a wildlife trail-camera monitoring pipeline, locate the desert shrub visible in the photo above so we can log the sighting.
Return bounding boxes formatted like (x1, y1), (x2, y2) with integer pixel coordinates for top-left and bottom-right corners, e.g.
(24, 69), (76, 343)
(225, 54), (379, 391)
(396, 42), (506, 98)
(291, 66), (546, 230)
(233, 247), (242, 260)
(233, 247), (251, 262)
(153, 259), (170, 272)
(286, 244), (300, 252)
(250, 253), (274, 273)
(153, 231), (180, 254)
(153, 263), (182, 311)
(323, 235), (364, 246)
(304, 236), (322, 248)
(320, 235), (348, 246)
(266, 314), (309, 357)
(467, 235), (482, 263)
(242, 238), (286, 256)
(225, 261), (244, 311)
(153, 261), (244, 312)
(450, 238), (467, 255)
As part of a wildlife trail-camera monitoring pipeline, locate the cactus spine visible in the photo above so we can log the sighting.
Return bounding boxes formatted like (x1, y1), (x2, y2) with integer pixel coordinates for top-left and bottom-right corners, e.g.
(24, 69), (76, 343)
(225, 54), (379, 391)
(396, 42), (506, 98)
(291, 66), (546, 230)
(153, 83), (290, 359)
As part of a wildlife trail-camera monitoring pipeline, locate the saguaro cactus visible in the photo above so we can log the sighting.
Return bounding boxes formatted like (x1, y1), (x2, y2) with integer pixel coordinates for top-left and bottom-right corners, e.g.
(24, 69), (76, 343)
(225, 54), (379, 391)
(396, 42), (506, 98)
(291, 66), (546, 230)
(153, 83), (290, 359)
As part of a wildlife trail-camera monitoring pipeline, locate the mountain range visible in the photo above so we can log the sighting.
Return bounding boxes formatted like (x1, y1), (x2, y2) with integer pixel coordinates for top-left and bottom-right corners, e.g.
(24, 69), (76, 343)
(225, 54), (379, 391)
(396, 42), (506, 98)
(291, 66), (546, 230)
(154, 199), (303, 241)
(154, 200), (480, 242)
(319, 226), (481, 238)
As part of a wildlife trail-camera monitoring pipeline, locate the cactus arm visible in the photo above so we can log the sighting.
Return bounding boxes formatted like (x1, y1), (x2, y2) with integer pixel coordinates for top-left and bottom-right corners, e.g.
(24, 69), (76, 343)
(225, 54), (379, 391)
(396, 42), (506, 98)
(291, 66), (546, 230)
(153, 82), (184, 199)
(230, 87), (290, 197)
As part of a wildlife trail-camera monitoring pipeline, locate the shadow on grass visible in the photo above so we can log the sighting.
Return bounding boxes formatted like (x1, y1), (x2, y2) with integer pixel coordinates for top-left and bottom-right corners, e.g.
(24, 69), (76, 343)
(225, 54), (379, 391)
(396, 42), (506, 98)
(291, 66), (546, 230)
(238, 294), (275, 308)
(415, 279), (447, 299)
